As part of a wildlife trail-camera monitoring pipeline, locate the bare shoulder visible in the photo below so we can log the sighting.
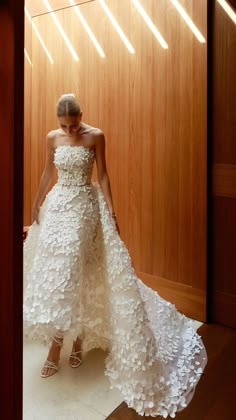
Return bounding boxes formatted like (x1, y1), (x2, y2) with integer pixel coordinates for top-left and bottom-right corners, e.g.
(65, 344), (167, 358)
(46, 129), (58, 148)
(90, 127), (105, 148)
(91, 127), (104, 137)
(46, 129), (58, 139)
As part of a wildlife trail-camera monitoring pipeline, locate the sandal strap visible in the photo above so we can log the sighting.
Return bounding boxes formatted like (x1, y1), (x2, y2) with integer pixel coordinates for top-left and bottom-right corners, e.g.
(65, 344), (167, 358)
(53, 336), (64, 348)
(71, 350), (82, 355)
(70, 356), (82, 362)
(43, 360), (58, 370)
(70, 350), (82, 361)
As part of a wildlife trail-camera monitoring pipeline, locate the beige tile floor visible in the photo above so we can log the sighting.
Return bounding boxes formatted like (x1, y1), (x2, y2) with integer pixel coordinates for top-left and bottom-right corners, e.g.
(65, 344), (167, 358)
(23, 318), (203, 420)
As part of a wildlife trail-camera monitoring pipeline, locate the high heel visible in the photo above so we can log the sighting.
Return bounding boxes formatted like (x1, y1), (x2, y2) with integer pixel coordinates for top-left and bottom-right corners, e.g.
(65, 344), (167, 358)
(40, 336), (64, 378)
(69, 339), (83, 368)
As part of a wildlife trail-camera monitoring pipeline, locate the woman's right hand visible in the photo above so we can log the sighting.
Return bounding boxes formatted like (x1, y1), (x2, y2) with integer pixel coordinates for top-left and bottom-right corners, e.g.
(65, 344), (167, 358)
(32, 206), (40, 224)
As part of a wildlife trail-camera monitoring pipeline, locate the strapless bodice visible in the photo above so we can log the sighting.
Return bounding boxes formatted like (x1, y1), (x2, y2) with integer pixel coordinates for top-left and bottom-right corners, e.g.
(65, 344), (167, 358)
(53, 145), (95, 186)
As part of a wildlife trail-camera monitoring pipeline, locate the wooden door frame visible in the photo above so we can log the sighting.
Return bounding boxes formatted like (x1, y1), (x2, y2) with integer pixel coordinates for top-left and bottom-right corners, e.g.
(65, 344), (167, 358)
(207, 0), (236, 328)
(0, 0), (24, 418)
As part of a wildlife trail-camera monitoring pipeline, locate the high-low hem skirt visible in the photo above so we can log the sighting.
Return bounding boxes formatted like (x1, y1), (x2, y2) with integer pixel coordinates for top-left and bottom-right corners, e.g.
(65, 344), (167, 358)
(23, 181), (207, 418)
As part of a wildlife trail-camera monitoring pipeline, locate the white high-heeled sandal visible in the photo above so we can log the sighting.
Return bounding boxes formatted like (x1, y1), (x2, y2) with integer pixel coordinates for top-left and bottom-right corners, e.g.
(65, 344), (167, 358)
(40, 336), (64, 378)
(69, 340), (83, 368)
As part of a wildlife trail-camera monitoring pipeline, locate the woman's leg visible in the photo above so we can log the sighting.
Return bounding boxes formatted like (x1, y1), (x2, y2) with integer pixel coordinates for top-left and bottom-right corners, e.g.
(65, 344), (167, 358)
(69, 335), (83, 367)
(41, 330), (64, 376)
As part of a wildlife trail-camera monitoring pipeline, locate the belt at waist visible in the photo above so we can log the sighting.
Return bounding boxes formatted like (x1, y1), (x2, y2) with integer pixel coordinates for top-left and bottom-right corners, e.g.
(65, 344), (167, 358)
(56, 181), (92, 187)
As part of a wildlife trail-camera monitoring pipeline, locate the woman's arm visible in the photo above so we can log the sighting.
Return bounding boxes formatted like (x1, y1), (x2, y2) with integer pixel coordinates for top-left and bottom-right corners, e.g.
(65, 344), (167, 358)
(32, 132), (55, 224)
(94, 131), (120, 233)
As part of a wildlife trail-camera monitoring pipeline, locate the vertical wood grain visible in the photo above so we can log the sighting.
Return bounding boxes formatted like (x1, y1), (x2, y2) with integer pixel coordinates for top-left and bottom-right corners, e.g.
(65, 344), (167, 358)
(24, 14), (32, 224)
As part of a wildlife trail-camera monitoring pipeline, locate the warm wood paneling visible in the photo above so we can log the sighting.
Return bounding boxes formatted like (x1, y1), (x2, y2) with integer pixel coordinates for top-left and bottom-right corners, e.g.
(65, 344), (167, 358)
(212, 1), (236, 165)
(24, 14), (32, 225)
(212, 197), (236, 295)
(213, 164), (236, 198)
(211, 1), (236, 328)
(136, 270), (205, 321)
(212, 292), (236, 330)
(211, 197), (236, 328)
(25, 0), (93, 17)
(25, 0), (207, 320)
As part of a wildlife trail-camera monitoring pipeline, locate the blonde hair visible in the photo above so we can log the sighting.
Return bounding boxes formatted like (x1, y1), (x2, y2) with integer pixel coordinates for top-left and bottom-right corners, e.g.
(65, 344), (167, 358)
(56, 93), (81, 117)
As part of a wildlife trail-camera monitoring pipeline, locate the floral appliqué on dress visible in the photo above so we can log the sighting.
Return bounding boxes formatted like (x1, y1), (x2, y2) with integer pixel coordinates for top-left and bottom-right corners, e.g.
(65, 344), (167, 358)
(23, 145), (207, 418)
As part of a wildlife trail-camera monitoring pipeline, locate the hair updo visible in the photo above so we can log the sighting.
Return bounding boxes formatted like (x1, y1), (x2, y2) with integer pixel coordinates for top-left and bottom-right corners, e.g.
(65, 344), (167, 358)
(56, 93), (81, 117)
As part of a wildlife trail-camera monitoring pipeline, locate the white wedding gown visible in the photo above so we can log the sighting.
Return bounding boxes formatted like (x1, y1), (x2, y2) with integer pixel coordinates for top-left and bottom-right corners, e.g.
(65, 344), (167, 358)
(23, 144), (207, 418)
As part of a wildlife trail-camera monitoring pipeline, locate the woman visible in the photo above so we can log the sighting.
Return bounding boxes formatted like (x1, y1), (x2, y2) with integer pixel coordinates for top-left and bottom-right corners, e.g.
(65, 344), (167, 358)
(23, 93), (207, 418)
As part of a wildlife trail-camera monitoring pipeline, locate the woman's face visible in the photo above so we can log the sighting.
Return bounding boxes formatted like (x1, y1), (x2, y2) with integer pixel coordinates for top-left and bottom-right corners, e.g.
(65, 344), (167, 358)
(58, 115), (81, 136)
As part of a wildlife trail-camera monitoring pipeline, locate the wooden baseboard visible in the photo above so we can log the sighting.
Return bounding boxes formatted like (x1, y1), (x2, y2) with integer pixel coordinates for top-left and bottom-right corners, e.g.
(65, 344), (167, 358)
(135, 270), (206, 322)
(211, 291), (236, 329)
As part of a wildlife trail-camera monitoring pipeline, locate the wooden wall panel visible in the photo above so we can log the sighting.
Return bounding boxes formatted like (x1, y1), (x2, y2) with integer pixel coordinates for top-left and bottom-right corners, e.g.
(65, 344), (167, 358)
(25, 0), (93, 17)
(211, 0), (236, 328)
(212, 1), (236, 165)
(24, 14), (32, 225)
(24, 0), (207, 320)
(139, 1), (154, 276)
(213, 164), (236, 198)
(211, 197), (236, 328)
(191, 0), (207, 290)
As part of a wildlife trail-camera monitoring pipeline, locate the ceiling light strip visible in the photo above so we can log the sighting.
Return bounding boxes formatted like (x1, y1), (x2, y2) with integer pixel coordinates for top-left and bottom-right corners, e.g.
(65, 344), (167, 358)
(43, 0), (79, 61)
(69, 0), (105, 58)
(25, 7), (54, 64)
(132, 0), (168, 49)
(99, 0), (135, 54)
(217, 0), (236, 24)
(171, 0), (206, 43)
(24, 48), (33, 66)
